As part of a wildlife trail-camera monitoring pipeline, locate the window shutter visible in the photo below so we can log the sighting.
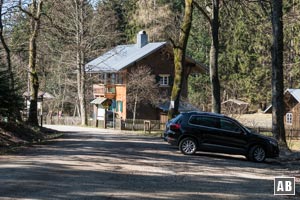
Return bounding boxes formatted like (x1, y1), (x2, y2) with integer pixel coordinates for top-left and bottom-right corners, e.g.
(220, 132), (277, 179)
(120, 101), (123, 112)
(169, 76), (174, 86)
(116, 101), (119, 112)
(155, 75), (160, 83)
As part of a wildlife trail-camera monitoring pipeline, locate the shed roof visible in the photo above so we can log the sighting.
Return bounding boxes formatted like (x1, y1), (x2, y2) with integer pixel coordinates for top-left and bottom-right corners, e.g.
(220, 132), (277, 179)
(90, 97), (108, 105)
(222, 99), (249, 105)
(85, 42), (166, 73)
(23, 91), (54, 100)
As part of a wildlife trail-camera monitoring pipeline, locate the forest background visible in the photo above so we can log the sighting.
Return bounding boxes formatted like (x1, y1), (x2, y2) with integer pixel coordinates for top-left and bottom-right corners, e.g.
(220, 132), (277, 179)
(0, 0), (298, 123)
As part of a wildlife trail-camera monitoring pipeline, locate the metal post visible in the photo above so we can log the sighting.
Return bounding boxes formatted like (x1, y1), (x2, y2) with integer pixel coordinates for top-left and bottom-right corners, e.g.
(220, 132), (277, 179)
(113, 108), (115, 129)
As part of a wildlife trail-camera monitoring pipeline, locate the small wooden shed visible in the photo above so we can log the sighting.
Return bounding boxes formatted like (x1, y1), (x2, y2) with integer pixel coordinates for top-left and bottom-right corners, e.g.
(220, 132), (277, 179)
(264, 89), (300, 131)
(282, 89), (300, 130)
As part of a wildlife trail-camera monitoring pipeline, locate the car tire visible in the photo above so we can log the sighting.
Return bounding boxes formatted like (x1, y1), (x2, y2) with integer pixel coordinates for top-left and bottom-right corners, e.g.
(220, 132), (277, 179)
(179, 137), (197, 155)
(248, 145), (266, 162)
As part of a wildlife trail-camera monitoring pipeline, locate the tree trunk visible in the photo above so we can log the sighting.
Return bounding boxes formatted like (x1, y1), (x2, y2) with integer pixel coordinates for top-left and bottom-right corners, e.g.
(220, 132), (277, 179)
(168, 0), (193, 119)
(76, 0), (87, 126)
(271, 0), (287, 148)
(210, 0), (221, 113)
(132, 93), (137, 130)
(27, 0), (43, 126)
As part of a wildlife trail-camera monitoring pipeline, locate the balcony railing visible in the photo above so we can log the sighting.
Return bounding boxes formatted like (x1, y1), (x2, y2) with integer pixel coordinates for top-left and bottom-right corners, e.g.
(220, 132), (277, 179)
(93, 84), (116, 99)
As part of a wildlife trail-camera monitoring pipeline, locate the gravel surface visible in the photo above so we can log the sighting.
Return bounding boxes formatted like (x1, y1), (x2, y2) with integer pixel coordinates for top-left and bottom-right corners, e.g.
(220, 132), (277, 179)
(0, 125), (299, 200)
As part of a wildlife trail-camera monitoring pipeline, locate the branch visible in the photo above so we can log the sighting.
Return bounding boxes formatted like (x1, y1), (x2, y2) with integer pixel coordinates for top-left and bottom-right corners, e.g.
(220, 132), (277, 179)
(18, 0), (43, 20)
(36, 0), (43, 19)
(18, 0), (35, 18)
(168, 37), (178, 48)
(42, 12), (66, 35)
(193, 1), (212, 26)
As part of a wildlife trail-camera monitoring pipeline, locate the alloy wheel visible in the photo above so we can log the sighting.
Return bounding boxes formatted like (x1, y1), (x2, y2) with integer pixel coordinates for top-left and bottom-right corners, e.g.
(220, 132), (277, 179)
(253, 146), (266, 162)
(180, 138), (196, 155)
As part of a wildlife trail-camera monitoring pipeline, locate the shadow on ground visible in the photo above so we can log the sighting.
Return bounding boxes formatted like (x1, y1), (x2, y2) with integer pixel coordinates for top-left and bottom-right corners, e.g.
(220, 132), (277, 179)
(0, 128), (299, 200)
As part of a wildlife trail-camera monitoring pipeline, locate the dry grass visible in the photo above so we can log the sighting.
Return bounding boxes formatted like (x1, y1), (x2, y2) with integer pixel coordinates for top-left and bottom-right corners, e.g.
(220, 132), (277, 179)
(287, 140), (300, 151)
(233, 113), (272, 128)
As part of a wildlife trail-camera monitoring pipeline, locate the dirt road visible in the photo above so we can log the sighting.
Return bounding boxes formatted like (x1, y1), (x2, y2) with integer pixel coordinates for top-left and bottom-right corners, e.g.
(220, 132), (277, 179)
(0, 125), (299, 199)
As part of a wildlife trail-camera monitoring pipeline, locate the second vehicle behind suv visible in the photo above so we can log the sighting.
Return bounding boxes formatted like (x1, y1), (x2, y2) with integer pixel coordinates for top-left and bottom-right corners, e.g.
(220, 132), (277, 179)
(164, 112), (279, 162)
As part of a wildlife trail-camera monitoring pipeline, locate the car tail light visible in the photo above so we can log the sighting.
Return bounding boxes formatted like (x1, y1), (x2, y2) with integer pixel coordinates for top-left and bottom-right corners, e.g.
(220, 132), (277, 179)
(170, 123), (181, 131)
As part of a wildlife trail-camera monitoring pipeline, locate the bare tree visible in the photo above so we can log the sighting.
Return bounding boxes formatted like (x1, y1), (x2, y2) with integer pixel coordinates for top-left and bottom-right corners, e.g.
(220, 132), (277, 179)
(127, 65), (159, 129)
(271, 0), (287, 148)
(74, 0), (88, 125)
(44, 0), (119, 125)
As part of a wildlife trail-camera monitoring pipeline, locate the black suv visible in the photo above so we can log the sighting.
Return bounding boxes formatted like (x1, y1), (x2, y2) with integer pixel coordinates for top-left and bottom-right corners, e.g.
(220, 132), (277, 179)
(164, 111), (279, 162)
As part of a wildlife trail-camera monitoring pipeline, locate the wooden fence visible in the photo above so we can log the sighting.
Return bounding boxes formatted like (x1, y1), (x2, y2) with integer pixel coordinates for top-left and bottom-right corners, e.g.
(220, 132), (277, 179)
(41, 116), (300, 140)
(123, 119), (162, 131)
(41, 116), (163, 131)
(41, 116), (91, 126)
(249, 126), (300, 140)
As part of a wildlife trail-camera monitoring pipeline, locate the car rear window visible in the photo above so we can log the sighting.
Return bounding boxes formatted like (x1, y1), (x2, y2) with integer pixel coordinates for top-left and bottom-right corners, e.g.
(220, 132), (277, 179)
(189, 116), (219, 128)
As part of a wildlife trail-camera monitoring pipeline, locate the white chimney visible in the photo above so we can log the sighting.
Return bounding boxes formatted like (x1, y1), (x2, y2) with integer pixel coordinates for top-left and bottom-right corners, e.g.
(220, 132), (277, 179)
(137, 30), (148, 48)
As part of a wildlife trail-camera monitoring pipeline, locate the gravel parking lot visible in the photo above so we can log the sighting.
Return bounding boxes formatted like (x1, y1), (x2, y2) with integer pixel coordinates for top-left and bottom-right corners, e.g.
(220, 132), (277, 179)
(0, 125), (299, 200)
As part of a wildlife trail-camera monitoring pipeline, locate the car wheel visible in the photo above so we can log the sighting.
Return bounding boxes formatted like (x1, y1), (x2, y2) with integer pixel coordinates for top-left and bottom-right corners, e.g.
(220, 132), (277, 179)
(248, 145), (266, 162)
(179, 137), (197, 155)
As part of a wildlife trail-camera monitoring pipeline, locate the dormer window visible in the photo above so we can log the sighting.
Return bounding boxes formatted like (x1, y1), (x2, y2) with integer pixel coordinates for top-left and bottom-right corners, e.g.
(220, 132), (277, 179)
(159, 74), (170, 86)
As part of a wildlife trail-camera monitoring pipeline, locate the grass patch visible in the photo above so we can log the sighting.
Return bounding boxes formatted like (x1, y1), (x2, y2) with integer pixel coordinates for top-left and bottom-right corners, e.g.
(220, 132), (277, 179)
(287, 140), (300, 151)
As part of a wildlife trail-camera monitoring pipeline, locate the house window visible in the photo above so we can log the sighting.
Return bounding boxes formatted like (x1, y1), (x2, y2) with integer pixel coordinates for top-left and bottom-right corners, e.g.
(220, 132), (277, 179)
(116, 73), (124, 84)
(286, 113), (293, 124)
(111, 73), (116, 84)
(159, 74), (169, 86)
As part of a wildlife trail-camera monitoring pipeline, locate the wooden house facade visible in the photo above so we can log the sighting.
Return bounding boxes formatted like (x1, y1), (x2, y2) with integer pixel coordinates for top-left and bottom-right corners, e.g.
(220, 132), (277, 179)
(85, 31), (206, 122)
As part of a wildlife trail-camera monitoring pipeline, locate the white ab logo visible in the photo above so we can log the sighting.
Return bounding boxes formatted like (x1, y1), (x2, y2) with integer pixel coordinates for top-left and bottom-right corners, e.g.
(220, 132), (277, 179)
(277, 181), (292, 192)
(274, 177), (295, 195)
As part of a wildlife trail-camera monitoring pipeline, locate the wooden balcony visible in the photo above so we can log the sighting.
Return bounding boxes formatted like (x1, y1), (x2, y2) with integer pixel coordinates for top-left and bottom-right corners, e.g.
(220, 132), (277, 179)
(93, 84), (116, 99)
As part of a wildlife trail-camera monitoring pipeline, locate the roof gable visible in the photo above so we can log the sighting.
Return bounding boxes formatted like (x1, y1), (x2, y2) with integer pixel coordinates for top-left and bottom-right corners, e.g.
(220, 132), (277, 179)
(285, 89), (300, 103)
(85, 42), (166, 72)
(264, 88), (300, 113)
